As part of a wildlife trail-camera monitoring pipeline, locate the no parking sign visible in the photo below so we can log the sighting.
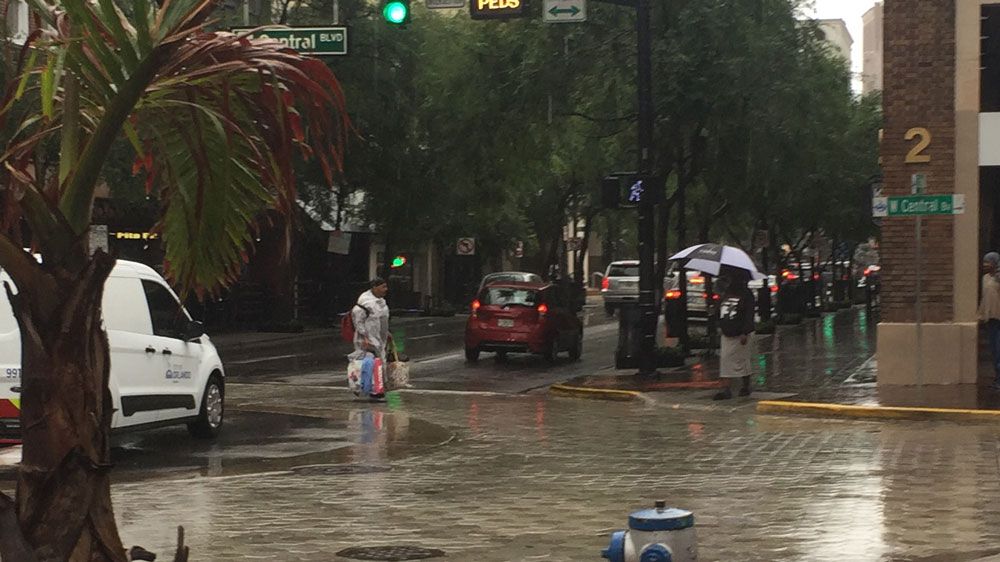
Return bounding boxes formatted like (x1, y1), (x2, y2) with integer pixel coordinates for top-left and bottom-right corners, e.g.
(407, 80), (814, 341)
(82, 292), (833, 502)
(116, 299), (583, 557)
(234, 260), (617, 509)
(456, 237), (476, 256)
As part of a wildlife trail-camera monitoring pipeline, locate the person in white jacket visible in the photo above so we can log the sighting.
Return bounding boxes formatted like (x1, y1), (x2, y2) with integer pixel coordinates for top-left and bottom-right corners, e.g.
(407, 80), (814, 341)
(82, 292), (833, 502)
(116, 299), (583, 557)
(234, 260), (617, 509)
(349, 278), (391, 365)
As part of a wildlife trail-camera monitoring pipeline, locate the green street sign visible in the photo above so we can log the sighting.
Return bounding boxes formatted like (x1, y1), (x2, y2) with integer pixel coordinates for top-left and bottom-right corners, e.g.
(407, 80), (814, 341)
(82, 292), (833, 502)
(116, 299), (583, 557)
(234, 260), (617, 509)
(232, 26), (348, 56)
(871, 194), (966, 217)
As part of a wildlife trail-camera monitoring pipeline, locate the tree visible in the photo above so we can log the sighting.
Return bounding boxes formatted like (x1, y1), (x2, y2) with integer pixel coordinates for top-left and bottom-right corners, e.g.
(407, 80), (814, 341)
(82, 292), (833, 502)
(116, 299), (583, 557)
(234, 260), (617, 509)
(0, 0), (348, 557)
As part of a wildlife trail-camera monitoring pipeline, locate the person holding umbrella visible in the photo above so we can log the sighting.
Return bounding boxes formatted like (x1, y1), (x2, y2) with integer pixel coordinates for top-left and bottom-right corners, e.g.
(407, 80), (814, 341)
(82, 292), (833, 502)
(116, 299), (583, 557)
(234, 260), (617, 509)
(715, 267), (756, 400)
(669, 243), (763, 400)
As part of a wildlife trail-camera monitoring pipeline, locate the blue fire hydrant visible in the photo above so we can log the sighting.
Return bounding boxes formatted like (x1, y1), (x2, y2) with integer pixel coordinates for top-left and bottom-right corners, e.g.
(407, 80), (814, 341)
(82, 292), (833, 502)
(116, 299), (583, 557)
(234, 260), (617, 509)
(601, 500), (697, 562)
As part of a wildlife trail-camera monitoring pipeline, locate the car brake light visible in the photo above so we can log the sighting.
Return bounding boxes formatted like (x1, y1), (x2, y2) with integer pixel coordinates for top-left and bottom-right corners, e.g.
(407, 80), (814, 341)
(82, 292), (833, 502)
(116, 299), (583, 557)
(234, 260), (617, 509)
(770, 285), (778, 294)
(537, 303), (548, 316)
(602, 277), (610, 291)
(864, 267), (872, 276)
(813, 273), (820, 281)
(703, 293), (720, 301)
(664, 290), (682, 300)
(471, 300), (481, 317)
(690, 276), (705, 285)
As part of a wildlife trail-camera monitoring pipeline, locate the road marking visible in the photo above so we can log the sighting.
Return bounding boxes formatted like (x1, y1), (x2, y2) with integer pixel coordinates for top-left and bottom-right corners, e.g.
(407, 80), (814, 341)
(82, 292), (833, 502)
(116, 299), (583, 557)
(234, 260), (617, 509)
(408, 333), (447, 341)
(414, 352), (465, 365)
(226, 354), (300, 366)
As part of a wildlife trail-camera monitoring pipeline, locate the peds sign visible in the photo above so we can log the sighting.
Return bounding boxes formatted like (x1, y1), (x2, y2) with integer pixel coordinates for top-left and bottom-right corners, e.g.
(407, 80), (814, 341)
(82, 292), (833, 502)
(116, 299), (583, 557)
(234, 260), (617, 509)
(470, 0), (524, 19)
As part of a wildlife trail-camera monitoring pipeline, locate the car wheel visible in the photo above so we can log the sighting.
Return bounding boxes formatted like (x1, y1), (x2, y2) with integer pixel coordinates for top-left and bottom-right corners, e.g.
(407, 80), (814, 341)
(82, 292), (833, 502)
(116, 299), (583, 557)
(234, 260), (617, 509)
(188, 374), (224, 439)
(604, 303), (615, 316)
(569, 332), (583, 361)
(465, 348), (480, 363)
(543, 338), (558, 363)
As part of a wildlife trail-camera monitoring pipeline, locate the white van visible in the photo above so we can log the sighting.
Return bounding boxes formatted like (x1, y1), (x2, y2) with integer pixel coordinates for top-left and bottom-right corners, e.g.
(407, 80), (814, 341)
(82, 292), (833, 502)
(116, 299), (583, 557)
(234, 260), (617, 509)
(0, 259), (225, 440)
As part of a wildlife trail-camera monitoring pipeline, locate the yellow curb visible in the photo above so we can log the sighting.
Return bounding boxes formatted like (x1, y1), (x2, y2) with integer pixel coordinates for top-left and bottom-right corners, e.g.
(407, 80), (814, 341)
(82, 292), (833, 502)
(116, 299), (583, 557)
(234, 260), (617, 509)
(550, 384), (641, 401)
(757, 400), (1000, 422)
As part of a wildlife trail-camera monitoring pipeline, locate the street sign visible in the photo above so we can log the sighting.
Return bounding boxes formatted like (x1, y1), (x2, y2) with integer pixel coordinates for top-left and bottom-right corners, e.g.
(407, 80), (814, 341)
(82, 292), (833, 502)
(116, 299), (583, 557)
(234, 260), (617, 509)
(427, 0), (464, 7)
(470, 0), (524, 20)
(457, 237), (476, 256)
(232, 26), (348, 56)
(543, 0), (586, 22)
(871, 194), (966, 217)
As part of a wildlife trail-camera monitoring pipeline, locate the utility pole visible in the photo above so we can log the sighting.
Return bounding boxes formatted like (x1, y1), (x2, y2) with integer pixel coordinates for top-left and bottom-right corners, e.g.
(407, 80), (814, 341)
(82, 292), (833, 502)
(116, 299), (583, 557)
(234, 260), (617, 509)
(635, 0), (656, 375)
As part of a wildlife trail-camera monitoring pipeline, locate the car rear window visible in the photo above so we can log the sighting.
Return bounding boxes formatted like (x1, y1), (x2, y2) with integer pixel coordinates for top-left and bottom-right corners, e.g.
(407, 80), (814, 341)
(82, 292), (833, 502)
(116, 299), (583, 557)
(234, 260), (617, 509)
(482, 287), (538, 306)
(608, 265), (639, 277)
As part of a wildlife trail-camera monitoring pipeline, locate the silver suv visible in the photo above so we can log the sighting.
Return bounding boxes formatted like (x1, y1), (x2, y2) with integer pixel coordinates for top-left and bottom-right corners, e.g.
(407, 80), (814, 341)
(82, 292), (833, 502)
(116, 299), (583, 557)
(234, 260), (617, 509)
(601, 260), (639, 315)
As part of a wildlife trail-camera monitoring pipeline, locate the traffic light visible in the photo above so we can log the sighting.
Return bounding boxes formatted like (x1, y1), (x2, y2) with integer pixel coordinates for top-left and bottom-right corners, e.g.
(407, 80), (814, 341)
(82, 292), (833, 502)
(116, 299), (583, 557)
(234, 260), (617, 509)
(382, 0), (410, 25)
(391, 254), (408, 268)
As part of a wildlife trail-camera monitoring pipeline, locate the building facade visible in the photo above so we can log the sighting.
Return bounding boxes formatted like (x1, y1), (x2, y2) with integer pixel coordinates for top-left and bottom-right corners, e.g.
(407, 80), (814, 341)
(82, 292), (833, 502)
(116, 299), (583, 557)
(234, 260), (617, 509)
(817, 19), (853, 61)
(878, 0), (988, 386)
(862, 2), (884, 94)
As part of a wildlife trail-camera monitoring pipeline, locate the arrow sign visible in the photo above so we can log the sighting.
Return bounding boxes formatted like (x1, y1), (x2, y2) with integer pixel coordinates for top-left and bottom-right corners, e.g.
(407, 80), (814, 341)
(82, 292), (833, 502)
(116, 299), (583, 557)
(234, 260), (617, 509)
(543, 0), (586, 22)
(549, 5), (579, 16)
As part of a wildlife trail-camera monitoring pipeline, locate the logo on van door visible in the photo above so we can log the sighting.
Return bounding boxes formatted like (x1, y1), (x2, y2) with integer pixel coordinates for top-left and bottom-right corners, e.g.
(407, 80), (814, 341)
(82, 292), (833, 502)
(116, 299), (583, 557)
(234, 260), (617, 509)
(165, 368), (192, 380)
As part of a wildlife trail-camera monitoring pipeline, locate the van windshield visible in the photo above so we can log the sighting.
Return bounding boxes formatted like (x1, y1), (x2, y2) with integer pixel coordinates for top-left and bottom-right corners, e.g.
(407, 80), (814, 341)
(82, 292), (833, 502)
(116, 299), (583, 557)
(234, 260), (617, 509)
(482, 288), (538, 307)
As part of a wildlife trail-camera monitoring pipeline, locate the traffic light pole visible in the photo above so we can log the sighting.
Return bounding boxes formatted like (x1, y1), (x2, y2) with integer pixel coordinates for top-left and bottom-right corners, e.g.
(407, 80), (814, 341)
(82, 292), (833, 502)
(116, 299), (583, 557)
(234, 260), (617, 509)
(635, 0), (656, 375)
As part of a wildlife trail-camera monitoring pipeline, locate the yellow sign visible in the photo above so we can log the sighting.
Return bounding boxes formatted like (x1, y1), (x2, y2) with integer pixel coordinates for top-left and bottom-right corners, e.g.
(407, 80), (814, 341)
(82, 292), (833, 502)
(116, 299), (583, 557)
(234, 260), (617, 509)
(470, 0), (523, 19)
(113, 231), (159, 240)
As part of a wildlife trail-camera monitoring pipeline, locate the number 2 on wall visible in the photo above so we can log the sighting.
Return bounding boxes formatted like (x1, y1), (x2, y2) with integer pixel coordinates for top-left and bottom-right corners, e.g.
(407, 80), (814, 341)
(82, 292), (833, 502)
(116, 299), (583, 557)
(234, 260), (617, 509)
(905, 127), (931, 163)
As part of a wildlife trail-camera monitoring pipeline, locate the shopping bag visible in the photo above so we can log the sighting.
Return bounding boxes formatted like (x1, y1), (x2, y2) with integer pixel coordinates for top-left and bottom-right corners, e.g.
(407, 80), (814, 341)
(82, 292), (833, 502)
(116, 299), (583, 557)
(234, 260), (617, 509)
(386, 349), (410, 390)
(360, 355), (385, 396)
(347, 359), (364, 395)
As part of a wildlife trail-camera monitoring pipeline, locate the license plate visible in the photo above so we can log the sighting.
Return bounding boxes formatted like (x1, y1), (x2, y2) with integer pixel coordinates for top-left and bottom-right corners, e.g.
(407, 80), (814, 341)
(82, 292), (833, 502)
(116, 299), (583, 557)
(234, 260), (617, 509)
(497, 319), (515, 328)
(620, 281), (637, 288)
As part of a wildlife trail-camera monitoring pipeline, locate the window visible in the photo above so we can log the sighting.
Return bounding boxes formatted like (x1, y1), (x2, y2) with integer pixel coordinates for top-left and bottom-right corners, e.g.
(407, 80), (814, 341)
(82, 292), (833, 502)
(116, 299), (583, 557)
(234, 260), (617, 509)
(141, 280), (188, 339)
(608, 265), (639, 277)
(481, 288), (537, 307)
(6, 0), (28, 44)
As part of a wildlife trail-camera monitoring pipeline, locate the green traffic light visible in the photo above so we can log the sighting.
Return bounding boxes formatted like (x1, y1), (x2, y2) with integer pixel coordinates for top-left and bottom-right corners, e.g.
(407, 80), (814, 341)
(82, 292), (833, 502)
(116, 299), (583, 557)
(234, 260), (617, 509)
(391, 255), (407, 268)
(383, 1), (408, 24)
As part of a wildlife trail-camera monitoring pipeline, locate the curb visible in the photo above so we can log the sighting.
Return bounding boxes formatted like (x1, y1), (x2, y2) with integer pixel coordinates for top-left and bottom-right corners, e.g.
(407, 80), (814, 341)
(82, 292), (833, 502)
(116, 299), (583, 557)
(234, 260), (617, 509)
(549, 384), (641, 401)
(757, 400), (1000, 422)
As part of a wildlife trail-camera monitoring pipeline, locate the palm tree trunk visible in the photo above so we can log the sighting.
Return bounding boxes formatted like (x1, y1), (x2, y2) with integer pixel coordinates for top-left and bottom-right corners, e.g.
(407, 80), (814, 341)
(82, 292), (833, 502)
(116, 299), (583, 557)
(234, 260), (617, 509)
(0, 251), (126, 562)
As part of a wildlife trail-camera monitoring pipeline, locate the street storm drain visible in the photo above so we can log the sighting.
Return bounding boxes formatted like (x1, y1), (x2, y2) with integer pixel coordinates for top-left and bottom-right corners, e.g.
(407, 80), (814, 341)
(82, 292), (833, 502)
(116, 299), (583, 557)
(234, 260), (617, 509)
(290, 464), (391, 476)
(335, 546), (445, 560)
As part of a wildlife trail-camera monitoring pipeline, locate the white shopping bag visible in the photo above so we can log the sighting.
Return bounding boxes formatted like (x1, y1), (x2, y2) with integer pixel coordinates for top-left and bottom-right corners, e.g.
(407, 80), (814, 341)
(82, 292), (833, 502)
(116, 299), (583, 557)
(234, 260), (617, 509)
(347, 359), (364, 395)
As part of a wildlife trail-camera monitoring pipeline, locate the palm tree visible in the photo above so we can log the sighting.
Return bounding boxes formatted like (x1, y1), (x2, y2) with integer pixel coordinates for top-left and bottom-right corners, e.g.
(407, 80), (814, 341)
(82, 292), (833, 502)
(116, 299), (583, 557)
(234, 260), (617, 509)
(0, 0), (349, 558)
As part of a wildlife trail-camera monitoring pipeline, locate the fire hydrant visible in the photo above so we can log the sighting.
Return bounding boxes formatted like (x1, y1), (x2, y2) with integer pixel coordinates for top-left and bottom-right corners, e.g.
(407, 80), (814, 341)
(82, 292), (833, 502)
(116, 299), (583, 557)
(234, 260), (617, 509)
(601, 500), (697, 562)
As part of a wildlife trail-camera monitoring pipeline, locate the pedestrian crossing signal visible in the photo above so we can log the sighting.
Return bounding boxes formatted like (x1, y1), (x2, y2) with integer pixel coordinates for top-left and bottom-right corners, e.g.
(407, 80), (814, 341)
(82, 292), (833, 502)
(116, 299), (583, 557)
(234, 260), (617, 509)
(382, 0), (410, 25)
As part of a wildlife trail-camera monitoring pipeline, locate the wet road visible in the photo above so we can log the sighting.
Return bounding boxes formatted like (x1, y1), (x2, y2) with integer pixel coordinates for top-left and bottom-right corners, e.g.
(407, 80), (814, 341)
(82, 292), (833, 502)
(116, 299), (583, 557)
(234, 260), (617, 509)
(221, 303), (621, 394)
(109, 384), (1000, 562)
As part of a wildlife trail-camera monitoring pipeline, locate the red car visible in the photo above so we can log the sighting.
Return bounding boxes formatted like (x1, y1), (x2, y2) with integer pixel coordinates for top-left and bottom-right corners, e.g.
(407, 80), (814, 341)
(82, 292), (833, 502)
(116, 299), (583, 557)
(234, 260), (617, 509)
(464, 282), (583, 363)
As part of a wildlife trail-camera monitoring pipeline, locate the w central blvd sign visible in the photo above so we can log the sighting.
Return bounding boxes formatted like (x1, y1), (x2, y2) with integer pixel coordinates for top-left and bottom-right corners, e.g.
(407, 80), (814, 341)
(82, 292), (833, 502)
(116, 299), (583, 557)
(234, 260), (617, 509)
(232, 26), (348, 56)
(872, 194), (966, 217)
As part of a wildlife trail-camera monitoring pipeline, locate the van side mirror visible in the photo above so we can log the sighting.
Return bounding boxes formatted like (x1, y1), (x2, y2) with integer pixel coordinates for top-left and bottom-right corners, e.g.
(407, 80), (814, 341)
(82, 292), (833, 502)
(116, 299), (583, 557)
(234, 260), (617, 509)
(184, 320), (205, 341)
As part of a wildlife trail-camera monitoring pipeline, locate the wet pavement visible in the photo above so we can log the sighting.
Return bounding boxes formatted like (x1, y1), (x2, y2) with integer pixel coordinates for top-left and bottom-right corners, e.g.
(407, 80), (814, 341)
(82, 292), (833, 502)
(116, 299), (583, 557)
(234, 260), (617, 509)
(570, 306), (1000, 410)
(100, 383), (1000, 562)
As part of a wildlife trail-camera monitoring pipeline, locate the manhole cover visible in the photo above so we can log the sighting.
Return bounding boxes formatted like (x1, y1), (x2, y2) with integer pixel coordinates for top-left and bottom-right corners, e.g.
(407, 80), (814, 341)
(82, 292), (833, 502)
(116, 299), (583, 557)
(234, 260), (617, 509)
(290, 464), (391, 476)
(336, 545), (445, 561)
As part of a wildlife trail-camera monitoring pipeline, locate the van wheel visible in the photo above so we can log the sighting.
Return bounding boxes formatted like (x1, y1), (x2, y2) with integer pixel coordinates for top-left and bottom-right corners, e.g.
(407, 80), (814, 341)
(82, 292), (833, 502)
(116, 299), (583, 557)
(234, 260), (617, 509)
(569, 332), (583, 361)
(465, 348), (480, 363)
(188, 375), (224, 439)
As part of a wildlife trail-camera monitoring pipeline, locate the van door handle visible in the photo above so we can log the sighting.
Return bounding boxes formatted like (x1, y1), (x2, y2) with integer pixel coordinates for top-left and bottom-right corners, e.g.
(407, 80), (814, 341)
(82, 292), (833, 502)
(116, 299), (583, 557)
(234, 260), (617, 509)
(161, 349), (172, 356)
(145, 346), (156, 354)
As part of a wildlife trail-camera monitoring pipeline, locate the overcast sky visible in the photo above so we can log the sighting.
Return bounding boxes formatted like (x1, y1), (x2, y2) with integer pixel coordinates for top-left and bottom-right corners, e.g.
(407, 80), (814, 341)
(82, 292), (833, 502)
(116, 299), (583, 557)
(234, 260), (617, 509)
(807, 0), (878, 82)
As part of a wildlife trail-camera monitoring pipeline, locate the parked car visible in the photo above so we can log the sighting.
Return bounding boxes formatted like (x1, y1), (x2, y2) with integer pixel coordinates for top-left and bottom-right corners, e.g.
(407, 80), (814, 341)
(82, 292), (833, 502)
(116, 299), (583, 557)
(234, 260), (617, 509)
(477, 271), (543, 293)
(0, 259), (225, 441)
(663, 270), (717, 331)
(601, 260), (640, 315)
(464, 282), (583, 363)
(859, 264), (881, 311)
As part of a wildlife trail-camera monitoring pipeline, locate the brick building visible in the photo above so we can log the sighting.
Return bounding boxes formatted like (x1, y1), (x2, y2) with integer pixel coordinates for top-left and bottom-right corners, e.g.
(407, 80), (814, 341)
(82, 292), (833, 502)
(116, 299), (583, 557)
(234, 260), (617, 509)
(879, 0), (996, 385)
